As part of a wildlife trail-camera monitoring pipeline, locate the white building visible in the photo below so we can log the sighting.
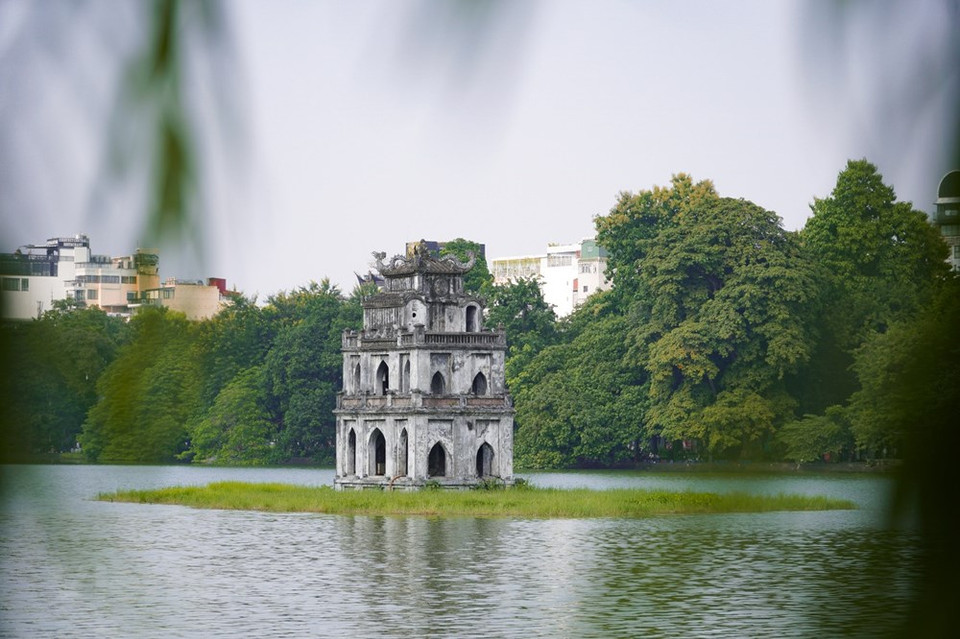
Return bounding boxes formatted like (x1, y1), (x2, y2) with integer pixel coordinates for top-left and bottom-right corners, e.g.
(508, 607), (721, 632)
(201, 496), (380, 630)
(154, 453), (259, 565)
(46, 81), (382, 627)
(1, 235), (91, 320)
(491, 238), (610, 317)
(1, 234), (227, 321)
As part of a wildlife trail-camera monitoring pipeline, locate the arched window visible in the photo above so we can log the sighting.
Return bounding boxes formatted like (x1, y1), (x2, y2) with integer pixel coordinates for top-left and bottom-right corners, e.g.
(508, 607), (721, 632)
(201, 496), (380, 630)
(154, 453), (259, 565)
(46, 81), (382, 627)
(369, 428), (386, 476)
(402, 360), (411, 393)
(347, 429), (357, 475)
(466, 305), (478, 332)
(476, 442), (495, 477)
(428, 442), (447, 477)
(430, 371), (446, 395)
(376, 361), (389, 395)
(471, 372), (487, 395)
(398, 428), (408, 477)
(352, 362), (361, 394)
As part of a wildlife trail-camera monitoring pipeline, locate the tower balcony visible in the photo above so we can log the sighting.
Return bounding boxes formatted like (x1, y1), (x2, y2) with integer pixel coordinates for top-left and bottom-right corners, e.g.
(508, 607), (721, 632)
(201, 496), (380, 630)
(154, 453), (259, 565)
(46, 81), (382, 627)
(336, 390), (513, 412)
(343, 328), (506, 351)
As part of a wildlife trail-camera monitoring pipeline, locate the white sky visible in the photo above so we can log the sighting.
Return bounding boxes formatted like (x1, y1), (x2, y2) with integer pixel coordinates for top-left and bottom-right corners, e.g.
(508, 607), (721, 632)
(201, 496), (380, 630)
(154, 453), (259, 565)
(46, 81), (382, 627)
(1, 0), (956, 299)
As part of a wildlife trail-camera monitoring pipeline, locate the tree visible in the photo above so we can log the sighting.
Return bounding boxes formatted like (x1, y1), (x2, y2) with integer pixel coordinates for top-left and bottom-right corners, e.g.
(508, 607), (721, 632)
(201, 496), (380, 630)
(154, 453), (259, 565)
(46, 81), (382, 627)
(81, 306), (197, 462)
(261, 279), (354, 463)
(439, 238), (493, 296)
(798, 159), (950, 415)
(485, 277), (558, 380)
(189, 366), (275, 465)
(512, 313), (645, 468)
(596, 175), (819, 459)
(0, 305), (130, 460)
(776, 406), (854, 464)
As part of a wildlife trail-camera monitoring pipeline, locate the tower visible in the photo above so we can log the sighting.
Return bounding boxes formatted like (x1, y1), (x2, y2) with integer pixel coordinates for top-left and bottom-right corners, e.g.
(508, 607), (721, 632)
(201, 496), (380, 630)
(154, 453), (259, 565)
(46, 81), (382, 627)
(334, 243), (514, 489)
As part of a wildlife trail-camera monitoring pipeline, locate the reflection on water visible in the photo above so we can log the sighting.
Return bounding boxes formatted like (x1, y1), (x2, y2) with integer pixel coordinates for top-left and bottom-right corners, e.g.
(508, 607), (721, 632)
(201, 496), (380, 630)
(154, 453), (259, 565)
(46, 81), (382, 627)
(0, 465), (917, 638)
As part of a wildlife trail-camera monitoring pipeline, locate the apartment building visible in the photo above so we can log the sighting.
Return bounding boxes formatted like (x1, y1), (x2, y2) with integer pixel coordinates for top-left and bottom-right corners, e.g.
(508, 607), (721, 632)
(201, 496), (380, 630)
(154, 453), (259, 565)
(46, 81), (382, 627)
(1, 234), (228, 321)
(491, 238), (609, 317)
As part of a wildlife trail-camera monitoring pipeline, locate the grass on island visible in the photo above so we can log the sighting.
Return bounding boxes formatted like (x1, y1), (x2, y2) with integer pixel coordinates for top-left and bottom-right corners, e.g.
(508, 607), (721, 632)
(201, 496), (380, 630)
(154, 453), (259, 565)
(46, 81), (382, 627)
(97, 481), (856, 518)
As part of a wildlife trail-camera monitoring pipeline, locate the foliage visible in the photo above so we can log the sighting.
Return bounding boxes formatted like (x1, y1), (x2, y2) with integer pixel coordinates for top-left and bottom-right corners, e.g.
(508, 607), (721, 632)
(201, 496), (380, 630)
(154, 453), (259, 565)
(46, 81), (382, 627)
(485, 277), (558, 380)
(0, 306), (130, 460)
(260, 279), (359, 464)
(515, 176), (810, 465)
(797, 159), (950, 416)
(439, 237), (493, 295)
(188, 366), (275, 465)
(847, 280), (960, 456)
(512, 313), (644, 468)
(776, 406), (854, 464)
(81, 306), (197, 463)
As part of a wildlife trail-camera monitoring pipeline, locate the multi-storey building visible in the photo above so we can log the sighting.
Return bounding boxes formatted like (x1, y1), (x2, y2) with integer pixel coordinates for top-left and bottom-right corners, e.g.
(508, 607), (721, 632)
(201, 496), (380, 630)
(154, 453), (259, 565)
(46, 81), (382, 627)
(491, 237), (609, 317)
(334, 243), (514, 489)
(935, 169), (960, 272)
(1, 234), (227, 321)
(75, 249), (160, 315)
(1, 235), (93, 319)
(132, 277), (229, 321)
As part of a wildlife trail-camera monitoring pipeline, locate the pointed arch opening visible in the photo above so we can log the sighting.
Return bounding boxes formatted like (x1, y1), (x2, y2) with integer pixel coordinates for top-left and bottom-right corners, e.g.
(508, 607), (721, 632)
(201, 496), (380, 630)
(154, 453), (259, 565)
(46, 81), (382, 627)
(398, 428), (408, 477)
(369, 428), (386, 476)
(347, 429), (357, 475)
(402, 360), (411, 393)
(376, 361), (389, 395)
(352, 362), (361, 394)
(466, 305), (478, 332)
(471, 372), (488, 395)
(428, 442), (447, 477)
(476, 442), (495, 477)
(430, 371), (446, 395)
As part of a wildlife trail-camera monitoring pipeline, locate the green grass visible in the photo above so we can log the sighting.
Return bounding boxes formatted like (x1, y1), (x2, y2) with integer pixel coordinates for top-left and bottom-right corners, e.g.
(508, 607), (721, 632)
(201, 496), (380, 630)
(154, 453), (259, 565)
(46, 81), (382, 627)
(97, 481), (856, 518)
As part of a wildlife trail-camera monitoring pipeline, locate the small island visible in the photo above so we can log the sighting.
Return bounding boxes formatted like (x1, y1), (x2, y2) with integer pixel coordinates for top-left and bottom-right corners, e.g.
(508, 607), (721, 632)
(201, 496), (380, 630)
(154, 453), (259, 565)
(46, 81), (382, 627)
(98, 481), (855, 518)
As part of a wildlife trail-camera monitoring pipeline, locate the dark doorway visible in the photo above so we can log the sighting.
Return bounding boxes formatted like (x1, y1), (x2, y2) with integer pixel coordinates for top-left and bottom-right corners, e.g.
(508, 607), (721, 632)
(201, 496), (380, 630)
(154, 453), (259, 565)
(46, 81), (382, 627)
(376, 361), (389, 395)
(347, 429), (356, 475)
(476, 442), (494, 477)
(370, 429), (386, 476)
(398, 429), (408, 476)
(428, 443), (446, 477)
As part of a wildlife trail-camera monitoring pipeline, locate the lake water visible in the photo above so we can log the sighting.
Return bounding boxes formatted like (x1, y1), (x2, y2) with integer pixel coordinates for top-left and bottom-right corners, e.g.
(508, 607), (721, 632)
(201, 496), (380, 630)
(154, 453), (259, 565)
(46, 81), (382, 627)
(0, 465), (919, 638)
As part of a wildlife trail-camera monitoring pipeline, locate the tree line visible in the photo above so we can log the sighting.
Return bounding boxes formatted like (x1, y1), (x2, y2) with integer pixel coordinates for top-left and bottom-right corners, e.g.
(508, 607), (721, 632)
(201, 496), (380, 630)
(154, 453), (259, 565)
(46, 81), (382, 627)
(1, 160), (957, 467)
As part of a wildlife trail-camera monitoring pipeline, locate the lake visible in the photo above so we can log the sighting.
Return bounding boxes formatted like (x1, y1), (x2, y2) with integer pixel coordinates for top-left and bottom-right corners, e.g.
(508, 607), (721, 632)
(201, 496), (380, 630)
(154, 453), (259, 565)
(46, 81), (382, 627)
(0, 465), (919, 638)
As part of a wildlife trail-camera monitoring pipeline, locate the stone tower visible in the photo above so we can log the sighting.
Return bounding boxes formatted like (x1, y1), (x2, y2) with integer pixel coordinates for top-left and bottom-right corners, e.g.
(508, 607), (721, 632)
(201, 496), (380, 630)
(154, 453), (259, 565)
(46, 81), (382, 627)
(334, 243), (514, 489)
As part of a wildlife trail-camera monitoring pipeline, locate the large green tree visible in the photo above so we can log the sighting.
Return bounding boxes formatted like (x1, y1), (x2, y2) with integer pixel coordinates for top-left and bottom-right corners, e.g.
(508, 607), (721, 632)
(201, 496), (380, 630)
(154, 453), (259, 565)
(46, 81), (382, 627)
(81, 306), (198, 462)
(798, 159), (950, 416)
(261, 279), (359, 464)
(603, 176), (818, 459)
(0, 304), (130, 460)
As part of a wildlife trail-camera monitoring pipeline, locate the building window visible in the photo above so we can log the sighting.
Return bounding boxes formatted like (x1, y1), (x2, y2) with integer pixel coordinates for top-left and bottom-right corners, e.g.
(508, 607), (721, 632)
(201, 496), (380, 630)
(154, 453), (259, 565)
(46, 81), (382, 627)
(21, 279), (28, 292)
(121, 276), (138, 284)
(472, 372), (487, 395)
(163, 289), (172, 299)
(2, 277), (20, 291)
(431, 372), (446, 395)
(583, 285), (589, 293)
(87, 289), (98, 300)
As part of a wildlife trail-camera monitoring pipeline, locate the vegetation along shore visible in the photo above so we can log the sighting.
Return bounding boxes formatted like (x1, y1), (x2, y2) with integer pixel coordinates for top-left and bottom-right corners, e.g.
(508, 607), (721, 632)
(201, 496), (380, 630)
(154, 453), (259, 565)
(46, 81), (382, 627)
(98, 481), (855, 518)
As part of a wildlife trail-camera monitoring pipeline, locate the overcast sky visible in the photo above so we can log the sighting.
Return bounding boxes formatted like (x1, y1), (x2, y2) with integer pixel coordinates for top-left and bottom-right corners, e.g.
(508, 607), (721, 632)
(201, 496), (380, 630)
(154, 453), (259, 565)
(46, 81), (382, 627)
(1, 0), (956, 299)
